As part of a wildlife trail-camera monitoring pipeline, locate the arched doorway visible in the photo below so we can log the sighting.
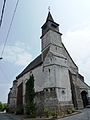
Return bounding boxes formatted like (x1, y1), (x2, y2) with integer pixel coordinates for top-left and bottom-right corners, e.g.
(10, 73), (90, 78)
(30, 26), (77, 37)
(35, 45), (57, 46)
(81, 91), (88, 108)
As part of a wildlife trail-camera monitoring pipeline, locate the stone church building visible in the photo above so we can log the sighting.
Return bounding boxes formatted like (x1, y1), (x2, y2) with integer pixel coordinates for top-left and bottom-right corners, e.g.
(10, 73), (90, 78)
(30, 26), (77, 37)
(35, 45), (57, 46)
(8, 80), (17, 112)
(8, 12), (90, 114)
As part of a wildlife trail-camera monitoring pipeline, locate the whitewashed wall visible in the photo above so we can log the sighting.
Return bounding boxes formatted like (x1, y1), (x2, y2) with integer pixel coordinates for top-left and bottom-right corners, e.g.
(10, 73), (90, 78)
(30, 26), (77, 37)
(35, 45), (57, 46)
(55, 65), (72, 102)
(88, 90), (90, 97)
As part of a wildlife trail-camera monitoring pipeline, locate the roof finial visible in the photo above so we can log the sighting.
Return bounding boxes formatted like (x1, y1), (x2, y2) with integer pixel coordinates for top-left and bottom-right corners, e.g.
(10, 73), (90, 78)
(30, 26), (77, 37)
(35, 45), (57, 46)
(46, 7), (54, 22)
(48, 6), (50, 12)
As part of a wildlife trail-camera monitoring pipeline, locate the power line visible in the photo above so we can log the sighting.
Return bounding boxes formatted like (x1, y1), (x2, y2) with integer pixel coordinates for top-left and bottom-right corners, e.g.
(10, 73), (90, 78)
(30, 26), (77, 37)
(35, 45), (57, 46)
(1, 0), (20, 58)
(0, 0), (7, 28)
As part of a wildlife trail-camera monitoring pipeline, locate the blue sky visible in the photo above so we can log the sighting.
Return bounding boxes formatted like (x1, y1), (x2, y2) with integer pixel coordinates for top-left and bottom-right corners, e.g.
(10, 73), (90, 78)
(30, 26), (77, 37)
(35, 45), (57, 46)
(0, 0), (90, 103)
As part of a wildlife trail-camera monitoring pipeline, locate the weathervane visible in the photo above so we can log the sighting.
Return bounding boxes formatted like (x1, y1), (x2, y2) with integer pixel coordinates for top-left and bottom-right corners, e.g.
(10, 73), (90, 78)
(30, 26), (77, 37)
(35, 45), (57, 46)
(48, 6), (50, 12)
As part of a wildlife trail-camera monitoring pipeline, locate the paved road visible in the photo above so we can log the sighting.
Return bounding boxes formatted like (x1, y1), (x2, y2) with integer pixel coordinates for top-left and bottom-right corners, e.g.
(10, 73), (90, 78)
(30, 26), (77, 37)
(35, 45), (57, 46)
(0, 113), (23, 120)
(0, 109), (90, 120)
(59, 108), (90, 120)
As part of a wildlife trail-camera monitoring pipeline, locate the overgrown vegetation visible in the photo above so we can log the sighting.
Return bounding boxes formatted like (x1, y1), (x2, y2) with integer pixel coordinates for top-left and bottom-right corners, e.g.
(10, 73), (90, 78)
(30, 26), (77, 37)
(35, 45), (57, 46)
(15, 106), (23, 115)
(25, 74), (36, 117)
(44, 108), (58, 118)
(43, 107), (76, 118)
(67, 107), (75, 114)
(44, 108), (50, 118)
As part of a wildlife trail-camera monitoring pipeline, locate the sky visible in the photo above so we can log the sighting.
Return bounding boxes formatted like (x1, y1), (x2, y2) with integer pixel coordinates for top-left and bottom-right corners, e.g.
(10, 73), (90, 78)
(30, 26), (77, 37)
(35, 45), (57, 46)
(0, 0), (90, 103)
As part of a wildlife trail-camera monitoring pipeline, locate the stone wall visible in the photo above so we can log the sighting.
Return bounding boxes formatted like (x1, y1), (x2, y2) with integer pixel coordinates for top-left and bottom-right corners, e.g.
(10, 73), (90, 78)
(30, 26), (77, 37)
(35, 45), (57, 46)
(35, 87), (73, 116)
(35, 87), (58, 115)
(8, 80), (17, 113)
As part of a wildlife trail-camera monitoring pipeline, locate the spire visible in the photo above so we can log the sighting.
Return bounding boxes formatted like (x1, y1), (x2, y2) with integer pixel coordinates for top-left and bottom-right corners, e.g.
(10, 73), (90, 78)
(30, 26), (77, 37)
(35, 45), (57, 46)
(41, 11), (60, 37)
(46, 11), (54, 22)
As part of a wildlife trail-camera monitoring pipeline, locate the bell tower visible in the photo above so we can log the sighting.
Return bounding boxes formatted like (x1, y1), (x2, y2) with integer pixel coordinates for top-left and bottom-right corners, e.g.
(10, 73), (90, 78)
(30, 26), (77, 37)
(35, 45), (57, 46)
(42, 11), (59, 37)
(40, 12), (72, 108)
(41, 12), (63, 58)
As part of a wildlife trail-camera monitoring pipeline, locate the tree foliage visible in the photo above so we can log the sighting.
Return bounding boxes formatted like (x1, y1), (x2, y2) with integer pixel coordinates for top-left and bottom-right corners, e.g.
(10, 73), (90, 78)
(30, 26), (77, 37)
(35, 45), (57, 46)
(25, 74), (36, 117)
(0, 102), (7, 111)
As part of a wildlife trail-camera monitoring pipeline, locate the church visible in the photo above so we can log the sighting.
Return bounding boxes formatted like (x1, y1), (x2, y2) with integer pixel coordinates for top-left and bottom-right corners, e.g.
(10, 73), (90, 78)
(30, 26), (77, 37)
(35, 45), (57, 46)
(8, 12), (90, 114)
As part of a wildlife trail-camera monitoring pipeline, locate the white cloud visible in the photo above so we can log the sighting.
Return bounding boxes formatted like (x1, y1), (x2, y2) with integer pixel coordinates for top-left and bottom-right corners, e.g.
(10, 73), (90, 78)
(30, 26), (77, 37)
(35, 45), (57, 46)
(0, 42), (32, 66)
(63, 22), (90, 85)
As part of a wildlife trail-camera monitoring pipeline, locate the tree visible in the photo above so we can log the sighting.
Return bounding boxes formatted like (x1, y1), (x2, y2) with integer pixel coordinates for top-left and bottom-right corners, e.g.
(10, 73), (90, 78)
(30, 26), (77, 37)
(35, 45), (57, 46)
(0, 102), (2, 111)
(2, 103), (7, 111)
(0, 102), (7, 111)
(25, 74), (36, 117)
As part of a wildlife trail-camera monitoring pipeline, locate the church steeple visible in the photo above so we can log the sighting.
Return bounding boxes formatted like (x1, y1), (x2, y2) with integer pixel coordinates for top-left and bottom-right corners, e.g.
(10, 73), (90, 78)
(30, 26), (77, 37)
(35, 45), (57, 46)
(41, 12), (62, 52)
(41, 11), (60, 37)
(46, 11), (54, 22)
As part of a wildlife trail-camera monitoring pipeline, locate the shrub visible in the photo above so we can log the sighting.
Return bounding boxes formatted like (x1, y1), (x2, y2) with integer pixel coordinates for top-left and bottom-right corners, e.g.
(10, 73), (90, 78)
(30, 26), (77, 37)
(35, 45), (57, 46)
(50, 111), (58, 118)
(72, 107), (76, 113)
(25, 75), (36, 118)
(67, 107), (73, 114)
(44, 108), (49, 118)
(15, 107), (23, 115)
(25, 102), (36, 117)
(67, 107), (76, 114)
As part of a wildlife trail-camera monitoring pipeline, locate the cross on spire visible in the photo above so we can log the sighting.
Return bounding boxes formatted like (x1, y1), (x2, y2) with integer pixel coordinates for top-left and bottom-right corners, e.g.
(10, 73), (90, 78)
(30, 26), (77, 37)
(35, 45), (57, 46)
(48, 6), (50, 12)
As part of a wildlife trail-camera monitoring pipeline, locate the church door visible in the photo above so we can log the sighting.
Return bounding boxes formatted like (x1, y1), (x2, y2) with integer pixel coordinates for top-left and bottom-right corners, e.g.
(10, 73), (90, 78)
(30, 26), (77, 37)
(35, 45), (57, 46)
(81, 91), (88, 108)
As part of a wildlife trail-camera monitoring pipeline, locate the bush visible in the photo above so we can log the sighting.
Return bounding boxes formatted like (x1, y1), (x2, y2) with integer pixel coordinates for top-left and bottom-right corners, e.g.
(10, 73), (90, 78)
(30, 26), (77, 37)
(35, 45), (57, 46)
(44, 108), (50, 118)
(0, 102), (7, 112)
(15, 107), (23, 115)
(26, 112), (36, 118)
(72, 107), (76, 113)
(67, 108), (72, 114)
(25, 75), (36, 117)
(25, 103), (36, 118)
(50, 111), (58, 118)
(67, 107), (76, 114)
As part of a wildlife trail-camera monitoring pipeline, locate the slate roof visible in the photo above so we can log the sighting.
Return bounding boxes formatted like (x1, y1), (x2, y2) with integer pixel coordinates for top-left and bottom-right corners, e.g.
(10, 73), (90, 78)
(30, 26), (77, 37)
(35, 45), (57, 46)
(62, 43), (78, 68)
(16, 54), (42, 79)
(46, 11), (54, 22)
